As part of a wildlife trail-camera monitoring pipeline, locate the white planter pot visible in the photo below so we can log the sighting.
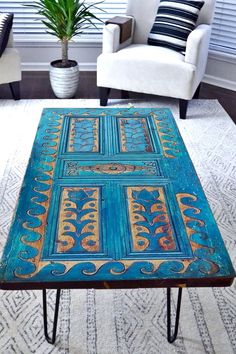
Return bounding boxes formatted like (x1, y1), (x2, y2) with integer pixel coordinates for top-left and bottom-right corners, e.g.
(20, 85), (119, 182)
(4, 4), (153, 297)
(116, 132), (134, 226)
(49, 60), (79, 99)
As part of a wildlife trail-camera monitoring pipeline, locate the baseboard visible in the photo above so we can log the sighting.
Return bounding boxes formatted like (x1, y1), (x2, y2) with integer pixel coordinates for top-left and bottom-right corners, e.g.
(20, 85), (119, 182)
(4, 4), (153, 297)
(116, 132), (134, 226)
(203, 75), (236, 91)
(22, 62), (97, 71)
(22, 62), (236, 92)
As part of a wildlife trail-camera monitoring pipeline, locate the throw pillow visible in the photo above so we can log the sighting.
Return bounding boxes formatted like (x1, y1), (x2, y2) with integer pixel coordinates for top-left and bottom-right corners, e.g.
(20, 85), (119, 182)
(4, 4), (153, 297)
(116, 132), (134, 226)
(0, 13), (14, 57)
(148, 0), (204, 53)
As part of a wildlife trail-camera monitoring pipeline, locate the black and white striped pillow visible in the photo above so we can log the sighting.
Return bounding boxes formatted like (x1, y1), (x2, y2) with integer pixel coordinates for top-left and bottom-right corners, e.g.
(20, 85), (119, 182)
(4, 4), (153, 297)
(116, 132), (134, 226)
(148, 0), (204, 53)
(0, 13), (14, 57)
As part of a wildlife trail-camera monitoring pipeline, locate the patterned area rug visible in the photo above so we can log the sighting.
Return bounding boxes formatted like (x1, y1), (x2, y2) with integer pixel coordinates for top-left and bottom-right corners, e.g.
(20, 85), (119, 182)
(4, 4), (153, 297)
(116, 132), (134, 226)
(0, 99), (235, 354)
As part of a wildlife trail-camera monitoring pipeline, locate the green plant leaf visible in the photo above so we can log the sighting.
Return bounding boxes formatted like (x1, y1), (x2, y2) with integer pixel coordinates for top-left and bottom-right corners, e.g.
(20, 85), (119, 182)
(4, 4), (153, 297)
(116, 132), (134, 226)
(23, 0), (105, 64)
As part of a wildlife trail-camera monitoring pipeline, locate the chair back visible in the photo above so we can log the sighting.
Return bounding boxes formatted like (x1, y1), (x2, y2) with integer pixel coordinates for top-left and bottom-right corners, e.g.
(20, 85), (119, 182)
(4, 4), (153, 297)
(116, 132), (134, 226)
(126, 0), (216, 44)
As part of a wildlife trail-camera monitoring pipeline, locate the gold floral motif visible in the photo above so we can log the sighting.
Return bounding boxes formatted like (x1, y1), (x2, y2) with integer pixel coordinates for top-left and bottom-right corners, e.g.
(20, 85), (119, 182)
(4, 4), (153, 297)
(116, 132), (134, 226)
(57, 187), (100, 253)
(127, 186), (176, 252)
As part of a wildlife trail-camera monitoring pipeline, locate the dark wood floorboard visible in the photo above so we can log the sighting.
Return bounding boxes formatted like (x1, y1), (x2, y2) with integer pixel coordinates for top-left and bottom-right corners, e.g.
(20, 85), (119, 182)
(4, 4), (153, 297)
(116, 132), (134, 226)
(0, 71), (235, 124)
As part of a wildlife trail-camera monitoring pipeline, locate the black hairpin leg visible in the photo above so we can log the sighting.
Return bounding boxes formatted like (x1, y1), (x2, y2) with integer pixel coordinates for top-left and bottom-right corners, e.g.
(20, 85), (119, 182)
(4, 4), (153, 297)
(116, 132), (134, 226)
(167, 287), (183, 343)
(42, 289), (61, 344)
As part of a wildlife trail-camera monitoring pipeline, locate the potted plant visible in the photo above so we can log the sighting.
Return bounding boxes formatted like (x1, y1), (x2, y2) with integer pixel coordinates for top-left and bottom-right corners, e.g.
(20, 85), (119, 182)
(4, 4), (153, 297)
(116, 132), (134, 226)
(27, 0), (103, 98)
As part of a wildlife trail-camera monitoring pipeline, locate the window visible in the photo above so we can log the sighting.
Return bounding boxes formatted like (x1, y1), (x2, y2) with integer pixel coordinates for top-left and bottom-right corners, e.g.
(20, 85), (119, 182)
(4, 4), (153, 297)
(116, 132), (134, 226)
(0, 0), (127, 40)
(0, 0), (236, 56)
(210, 1), (236, 55)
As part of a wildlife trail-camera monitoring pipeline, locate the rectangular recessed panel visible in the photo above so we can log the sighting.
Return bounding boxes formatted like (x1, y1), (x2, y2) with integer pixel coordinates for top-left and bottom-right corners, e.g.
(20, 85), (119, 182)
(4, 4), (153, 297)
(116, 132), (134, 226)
(63, 160), (161, 177)
(126, 186), (178, 254)
(67, 117), (100, 153)
(117, 117), (154, 153)
(53, 186), (102, 255)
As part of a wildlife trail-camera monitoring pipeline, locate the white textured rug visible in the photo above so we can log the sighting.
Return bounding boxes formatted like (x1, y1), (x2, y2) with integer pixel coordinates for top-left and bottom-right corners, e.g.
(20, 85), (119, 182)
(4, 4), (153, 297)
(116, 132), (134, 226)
(0, 98), (235, 354)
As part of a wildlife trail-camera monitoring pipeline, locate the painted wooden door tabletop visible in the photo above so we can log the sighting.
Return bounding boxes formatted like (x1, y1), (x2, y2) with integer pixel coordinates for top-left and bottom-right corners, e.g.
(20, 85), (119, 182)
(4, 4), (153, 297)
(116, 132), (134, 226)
(0, 108), (235, 289)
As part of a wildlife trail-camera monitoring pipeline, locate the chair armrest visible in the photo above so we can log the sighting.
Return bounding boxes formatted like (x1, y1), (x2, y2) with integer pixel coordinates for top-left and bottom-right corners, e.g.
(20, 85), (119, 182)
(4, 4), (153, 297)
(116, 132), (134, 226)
(102, 16), (134, 53)
(105, 16), (133, 43)
(185, 24), (211, 67)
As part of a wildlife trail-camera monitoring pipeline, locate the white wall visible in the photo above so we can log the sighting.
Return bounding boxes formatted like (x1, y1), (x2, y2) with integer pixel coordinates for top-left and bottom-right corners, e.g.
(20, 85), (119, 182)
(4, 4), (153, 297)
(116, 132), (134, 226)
(16, 39), (102, 72)
(15, 39), (236, 91)
(204, 51), (236, 91)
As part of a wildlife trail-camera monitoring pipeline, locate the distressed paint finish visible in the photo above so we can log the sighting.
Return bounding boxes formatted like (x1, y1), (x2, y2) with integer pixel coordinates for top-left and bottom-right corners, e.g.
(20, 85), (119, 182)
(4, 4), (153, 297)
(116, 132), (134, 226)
(118, 117), (153, 152)
(56, 187), (100, 254)
(0, 108), (235, 287)
(67, 117), (99, 152)
(63, 161), (160, 177)
(127, 187), (176, 252)
(153, 112), (181, 158)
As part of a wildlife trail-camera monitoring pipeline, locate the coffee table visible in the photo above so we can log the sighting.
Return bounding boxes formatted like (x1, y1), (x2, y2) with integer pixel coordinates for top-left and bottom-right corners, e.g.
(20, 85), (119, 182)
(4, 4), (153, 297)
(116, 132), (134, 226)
(0, 108), (235, 344)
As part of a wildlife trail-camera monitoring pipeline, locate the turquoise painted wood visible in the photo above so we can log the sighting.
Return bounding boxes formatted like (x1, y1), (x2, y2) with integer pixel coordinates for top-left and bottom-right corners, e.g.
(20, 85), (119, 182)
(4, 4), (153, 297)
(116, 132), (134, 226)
(0, 108), (235, 288)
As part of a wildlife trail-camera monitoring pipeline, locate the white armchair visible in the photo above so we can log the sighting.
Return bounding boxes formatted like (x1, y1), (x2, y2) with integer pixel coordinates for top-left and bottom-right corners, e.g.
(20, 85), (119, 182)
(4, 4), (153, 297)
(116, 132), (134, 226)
(0, 30), (21, 100)
(97, 0), (216, 119)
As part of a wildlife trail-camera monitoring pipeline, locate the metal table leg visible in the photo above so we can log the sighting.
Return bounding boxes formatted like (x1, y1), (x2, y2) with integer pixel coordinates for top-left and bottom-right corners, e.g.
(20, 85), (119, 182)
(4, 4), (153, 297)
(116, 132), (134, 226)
(42, 289), (61, 344)
(167, 287), (183, 343)
(42, 287), (182, 344)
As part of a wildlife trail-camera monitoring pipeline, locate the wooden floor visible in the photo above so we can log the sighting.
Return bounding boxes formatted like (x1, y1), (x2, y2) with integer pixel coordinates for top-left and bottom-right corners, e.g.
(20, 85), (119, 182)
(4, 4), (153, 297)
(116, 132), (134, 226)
(0, 71), (236, 124)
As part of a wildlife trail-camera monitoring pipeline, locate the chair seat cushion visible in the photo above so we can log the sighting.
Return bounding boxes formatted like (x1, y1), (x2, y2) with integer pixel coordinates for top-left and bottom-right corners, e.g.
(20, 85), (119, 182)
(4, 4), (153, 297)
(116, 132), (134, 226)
(113, 43), (186, 63)
(0, 48), (21, 84)
(97, 44), (197, 99)
(148, 0), (204, 52)
(0, 13), (13, 57)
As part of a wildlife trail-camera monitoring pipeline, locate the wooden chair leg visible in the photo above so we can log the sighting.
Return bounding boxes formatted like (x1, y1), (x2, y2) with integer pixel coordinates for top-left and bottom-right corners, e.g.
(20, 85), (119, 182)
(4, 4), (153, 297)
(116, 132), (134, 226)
(9, 81), (21, 100)
(121, 90), (129, 99)
(193, 83), (201, 99)
(179, 99), (189, 119)
(99, 87), (110, 106)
